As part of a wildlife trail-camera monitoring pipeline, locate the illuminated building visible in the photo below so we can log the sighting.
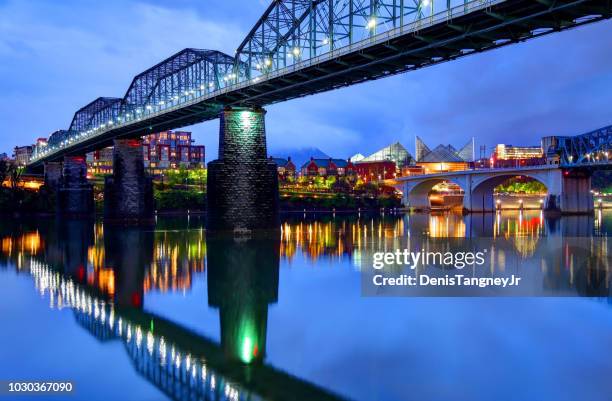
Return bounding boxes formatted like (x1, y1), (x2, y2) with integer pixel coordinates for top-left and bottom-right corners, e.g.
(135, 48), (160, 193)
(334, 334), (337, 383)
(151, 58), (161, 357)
(360, 142), (413, 169)
(350, 153), (365, 162)
(354, 160), (397, 181)
(87, 130), (205, 175)
(401, 165), (425, 176)
(491, 144), (544, 168)
(415, 137), (474, 173)
(144, 131), (204, 174)
(300, 157), (354, 177)
(494, 144), (543, 160)
(13, 145), (33, 166)
(269, 157), (297, 180)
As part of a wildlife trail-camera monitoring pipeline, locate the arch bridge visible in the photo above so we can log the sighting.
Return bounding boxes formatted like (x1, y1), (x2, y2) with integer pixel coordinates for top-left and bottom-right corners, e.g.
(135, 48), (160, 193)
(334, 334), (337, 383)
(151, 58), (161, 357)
(395, 164), (599, 213)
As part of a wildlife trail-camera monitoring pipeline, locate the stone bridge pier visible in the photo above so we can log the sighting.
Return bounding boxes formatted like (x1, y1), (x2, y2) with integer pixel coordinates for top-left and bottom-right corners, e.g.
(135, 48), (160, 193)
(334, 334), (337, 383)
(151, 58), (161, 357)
(104, 138), (154, 220)
(207, 107), (279, 231)
(44, 156), (94, 216)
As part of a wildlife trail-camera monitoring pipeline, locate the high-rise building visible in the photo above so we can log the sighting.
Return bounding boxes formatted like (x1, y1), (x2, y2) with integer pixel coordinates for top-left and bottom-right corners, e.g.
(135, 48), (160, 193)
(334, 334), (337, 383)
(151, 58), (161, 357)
(87, 130), (205, 175)
(143, 131), (205, 174)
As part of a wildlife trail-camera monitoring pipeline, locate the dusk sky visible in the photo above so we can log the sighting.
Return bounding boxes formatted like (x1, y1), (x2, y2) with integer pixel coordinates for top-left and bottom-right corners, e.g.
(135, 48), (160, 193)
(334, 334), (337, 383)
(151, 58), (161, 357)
(1, 0), (611, 160)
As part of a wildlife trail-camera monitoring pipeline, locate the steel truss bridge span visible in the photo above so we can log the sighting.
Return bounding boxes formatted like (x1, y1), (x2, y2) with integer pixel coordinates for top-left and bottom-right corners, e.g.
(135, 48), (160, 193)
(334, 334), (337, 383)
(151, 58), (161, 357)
(29, 0), (611, 167)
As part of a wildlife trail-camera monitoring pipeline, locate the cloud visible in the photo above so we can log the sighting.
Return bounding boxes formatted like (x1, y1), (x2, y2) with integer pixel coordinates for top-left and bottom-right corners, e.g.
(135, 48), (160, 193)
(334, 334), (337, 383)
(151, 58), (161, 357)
(0, 0), (242, 152)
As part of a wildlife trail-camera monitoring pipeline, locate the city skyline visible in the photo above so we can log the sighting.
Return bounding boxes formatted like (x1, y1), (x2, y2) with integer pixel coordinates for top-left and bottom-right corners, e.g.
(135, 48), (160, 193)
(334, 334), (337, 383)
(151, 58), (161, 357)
(1, 0), (612, 160)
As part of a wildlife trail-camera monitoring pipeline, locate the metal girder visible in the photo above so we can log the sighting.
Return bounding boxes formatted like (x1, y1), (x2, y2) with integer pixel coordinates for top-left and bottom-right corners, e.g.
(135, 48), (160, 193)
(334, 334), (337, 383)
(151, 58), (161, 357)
(68, 97), (122, 133)
(123, 48), (237, 112)
(235, 0), (428, 80)
(545, 125), (612, 165)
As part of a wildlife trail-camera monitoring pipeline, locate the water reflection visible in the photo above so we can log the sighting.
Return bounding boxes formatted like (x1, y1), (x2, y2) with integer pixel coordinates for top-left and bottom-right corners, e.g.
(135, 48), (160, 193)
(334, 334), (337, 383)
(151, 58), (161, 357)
(0, 211), (610, 400)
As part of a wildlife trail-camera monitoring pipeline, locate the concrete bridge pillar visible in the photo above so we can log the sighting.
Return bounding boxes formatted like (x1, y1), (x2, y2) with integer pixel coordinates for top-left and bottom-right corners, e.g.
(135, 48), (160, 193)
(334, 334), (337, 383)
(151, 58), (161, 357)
(57, 156), (94, 215)
(104, 139), (153, 220)
(207, 107), (279, 231)
(557, 169), (593, 214)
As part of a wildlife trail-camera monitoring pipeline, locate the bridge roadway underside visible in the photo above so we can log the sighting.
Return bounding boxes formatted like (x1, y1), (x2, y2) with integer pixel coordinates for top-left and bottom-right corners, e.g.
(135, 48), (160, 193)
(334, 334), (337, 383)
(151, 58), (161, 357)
(28, 0), (611, 168)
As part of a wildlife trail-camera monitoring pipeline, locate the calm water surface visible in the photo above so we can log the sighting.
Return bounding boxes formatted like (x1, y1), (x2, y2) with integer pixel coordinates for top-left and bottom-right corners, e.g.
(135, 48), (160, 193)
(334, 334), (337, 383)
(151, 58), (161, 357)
(1, 211), (611, 401)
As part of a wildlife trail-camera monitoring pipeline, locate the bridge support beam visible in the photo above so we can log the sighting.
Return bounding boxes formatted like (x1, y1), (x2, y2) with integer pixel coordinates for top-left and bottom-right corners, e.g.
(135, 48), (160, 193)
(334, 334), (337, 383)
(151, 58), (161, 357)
(104, 139), (153, 221)
(207, 107), (279, 231)
(56, 156), (94, 216)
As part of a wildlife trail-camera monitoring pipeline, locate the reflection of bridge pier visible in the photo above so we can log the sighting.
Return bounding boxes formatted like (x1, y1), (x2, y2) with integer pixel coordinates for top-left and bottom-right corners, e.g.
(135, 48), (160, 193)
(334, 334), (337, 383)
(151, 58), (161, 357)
(207, 233), (280, 363)
(19, 227), (344, 400)
(104, 226), (153, 308)
(207, 107), (279, 231)
(43, 219), (95, 279)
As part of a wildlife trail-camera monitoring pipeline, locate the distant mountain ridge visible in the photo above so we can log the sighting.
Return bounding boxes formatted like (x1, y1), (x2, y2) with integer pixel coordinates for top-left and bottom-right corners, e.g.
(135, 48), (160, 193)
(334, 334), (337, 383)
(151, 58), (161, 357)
(269, 147), (330, 168)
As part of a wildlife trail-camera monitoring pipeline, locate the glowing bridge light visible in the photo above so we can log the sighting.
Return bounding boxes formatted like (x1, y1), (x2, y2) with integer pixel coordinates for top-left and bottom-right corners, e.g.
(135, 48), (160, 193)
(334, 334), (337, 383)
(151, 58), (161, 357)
(367, 18), (377, 29)
(241, 336), (254, 363)
(322, 37), (329, 45)
(146, 105), (152, 110)
(264, 58), (272, 67)
(292, 47), (300, 57)
(422, 0), (431, 6)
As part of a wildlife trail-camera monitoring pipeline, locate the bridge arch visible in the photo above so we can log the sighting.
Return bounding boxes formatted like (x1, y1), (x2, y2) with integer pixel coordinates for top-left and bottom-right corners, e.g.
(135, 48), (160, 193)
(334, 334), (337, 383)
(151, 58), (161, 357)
(405, 178), (466, 210)
(468, 173), (549, 212)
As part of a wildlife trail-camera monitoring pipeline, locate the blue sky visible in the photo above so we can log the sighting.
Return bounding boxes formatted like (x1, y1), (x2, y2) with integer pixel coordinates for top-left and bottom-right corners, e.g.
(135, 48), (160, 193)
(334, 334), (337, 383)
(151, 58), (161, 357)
(1, 0), (611, 160)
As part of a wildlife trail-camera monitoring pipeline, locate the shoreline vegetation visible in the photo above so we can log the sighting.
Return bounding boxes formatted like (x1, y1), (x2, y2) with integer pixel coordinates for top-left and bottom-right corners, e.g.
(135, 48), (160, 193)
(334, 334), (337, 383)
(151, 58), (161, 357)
(1, 167), (611, 216)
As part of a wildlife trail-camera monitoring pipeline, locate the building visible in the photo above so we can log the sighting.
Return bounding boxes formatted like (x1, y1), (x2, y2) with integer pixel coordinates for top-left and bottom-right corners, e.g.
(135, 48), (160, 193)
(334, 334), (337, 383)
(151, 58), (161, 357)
(144, 131), (204, 174)
(300, 157), (353, 177)
(491, 144), (544, 168)
(493, 144), (542, 160)
(401, 165), (425, 176)
(13, 145), (33, 166)
(88, 147), (114, 174)
(414, 137), (474, 173)
(269, 157), (297, 180)
(350, 153), (366, 163)
(87, 130), (205, 176)
(360, 142), (413, 169)
(354, 160), (397, 181)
